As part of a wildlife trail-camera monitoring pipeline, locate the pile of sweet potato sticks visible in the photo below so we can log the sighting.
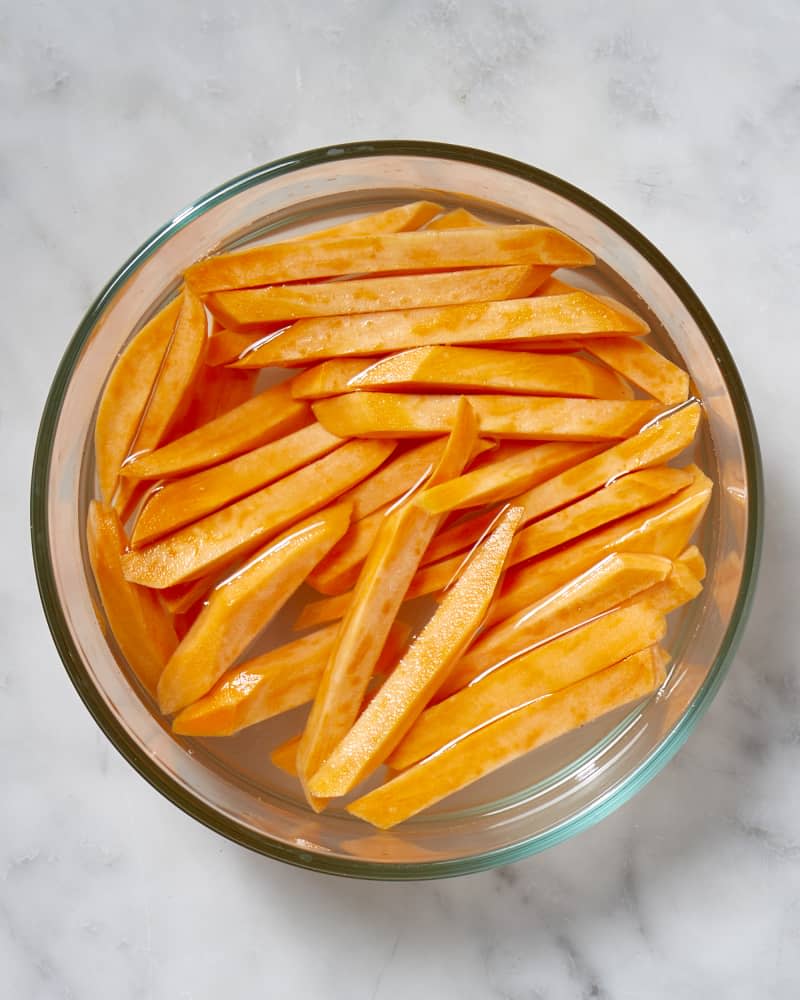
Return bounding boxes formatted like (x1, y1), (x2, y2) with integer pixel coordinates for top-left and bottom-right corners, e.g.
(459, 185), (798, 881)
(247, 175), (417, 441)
(88, 201), (710, 828)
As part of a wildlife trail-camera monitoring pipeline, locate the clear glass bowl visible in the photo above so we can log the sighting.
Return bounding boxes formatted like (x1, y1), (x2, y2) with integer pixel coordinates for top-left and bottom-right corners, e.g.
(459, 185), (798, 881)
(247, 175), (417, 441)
(31, 141), (763, 879)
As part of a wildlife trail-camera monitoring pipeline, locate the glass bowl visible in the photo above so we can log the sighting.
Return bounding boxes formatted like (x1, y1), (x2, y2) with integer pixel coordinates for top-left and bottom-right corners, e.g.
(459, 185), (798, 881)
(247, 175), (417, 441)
(31, 140), (763, 879)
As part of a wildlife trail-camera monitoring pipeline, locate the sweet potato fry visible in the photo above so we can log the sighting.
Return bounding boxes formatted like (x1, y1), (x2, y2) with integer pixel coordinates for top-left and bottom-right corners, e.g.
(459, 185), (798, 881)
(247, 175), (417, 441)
(348, 346), (634, 399)
(270, 734), (301, 776)
(506, 465), (694, 564)
(306, 504), (391, 595)
(487, 468), (712, 624)
(113, 288), (208, 515)
(415, 441), (605, 515)
(626, 554), (703, 614)
(535, 276), (575, 296)
(121, 381), (311, 481)
(293, 590), (353, 631)
(580, 337), (690, 406)
(233, 291), (649, 367)
(177, 366), (259, 430)
(518, 400), (702, 523)
(160, 576), (216, 615)
(438, 551), (672, 700)
(424, 208), (486, 230)
(348, 647), (666, 828)
(95, 298), (181, 503)
(313, 393), (660, 442)
(121, 439), (396, 588)
(387, 601), (666, 770)
(131, 422), (342, 545)
(297, 399), (478, 806)
(185, 225), (594, 294)
(157, 504), (351, 714)
(301, 201), (443, 240)
(206, 327), (281, 366)
(206, 265), (551, 329)
(675, 544), (706, 580)
(291, 359), (375, 400)
(306, 506), (523, 798)
(86, 501), (178, 696)
(172, 621), (410, 737)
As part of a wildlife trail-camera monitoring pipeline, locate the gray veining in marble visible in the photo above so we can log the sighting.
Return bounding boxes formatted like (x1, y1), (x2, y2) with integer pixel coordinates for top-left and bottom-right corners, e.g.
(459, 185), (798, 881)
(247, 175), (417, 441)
(3, 1), (799, 997)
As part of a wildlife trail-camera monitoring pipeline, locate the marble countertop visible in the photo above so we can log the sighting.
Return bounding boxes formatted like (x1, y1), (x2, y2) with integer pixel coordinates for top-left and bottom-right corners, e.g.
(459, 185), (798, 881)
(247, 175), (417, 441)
(4, 1), (797, 996)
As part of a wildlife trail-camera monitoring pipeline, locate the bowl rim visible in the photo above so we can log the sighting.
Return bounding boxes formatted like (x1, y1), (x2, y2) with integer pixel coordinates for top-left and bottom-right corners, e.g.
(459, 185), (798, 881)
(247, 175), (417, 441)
(30, 139), (764, 880)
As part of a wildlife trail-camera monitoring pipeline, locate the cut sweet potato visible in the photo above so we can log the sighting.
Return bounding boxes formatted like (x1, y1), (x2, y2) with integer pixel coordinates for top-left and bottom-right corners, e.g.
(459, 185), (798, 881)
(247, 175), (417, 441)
(307, 504), (391, 595)
(206, 327), (283, 366)
(348, 647), (666, 828)
(626, 555), (703, 615)
(157, 504), (351, 715)
(291, 359), (375, 400)
(579, 337), (690, 407)
(387, 601), (666, 770)
(233, 291), (649, 367)
(306, 506), (523, 798)
(337, 437), (449, 521)
(675, 544), (706, 580)
(122, 439), (396, 588)
(271, 734), (301, 776)
(131, 422), (342, 546)
(506, 465), (695, 564)
(518, 400), (702, 524)
(113, 287), (208, 515)
(160, 576), (216, 615)
(487, 468), (712, 625)
(419, 508), (502, 567)
(172, 620), (410, 737)
(300, 201), (442, 241)
(95, 298), (181, 503)
(206, 265), (551, 329)
(294, 590), (354, 631)
(185, 225), (595, 294)
(177, 366), (259, 430)
(415, 441), (605, 515)
(313, 393), (660, 442)
(348, 345), (634, 399)
(425, 208), (486, 230)
(438, 551), (673, 700)
(122, 381), (311, 481)
(297, 399), (478, 806)
(86, 501), (178, 696)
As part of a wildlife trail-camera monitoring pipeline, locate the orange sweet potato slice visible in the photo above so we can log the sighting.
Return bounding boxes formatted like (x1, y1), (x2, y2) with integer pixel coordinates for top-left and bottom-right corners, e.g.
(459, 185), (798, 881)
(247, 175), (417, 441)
(177, 366), (259, 430)
(415, 441), (605, 515)
(206, 326), (284, 366)
(387, 600), (667, 770)
(121, 380), (311, 481)
(157, 504), (351, 714)
(305, 201), (443, 239)
(306, 506), (523, 798)
(487, 468), (712, 625)
(297, 400), (478, 804)
(579, 337), (690, 406)
(506, 465), (695, 564)
(438, 551), (673, 700)
(306, 504), (391, 595)
(313, 393), (660, 442)
(121, 439), (396, 588)
(271, 734), (302, 776)
(160, 576), (216, 615)
(675, 544), (706, 580)
(131, 422), (342, 546)
(293, 590), (352, 631)
(206, 265), (551, 328)
(518, 400), (702, 524)
(536, 276), (575, 295)
(113, 287), (208, 515)
(291, 359), (375, 400)
(172, 620), (410, 737)
(95, 298), (181, 503)
(233, 291), (649, 367)
(424, 208), (486, 230)
(185, 225), (594, 294)
(347, 345), (634, 399)
(348, 647), (666, 828)
(86, 501), (178, 695)
(625, 554), (703, 614)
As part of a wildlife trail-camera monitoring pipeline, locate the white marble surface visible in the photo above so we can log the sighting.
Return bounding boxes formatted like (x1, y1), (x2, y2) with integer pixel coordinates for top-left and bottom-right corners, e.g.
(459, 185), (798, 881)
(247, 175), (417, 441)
(3, 1), (798, 996)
